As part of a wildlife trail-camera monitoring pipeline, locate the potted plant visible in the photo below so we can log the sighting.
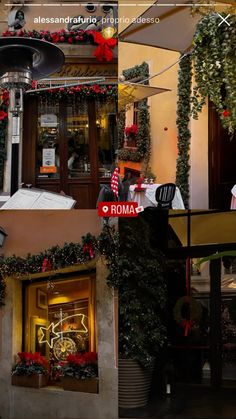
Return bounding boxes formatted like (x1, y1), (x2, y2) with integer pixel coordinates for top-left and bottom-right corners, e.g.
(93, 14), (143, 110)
(61, 352), (98, 393)
(124, 124), (138, 147)
(12, 352), (49, 388)
(118, 217), (167, 409)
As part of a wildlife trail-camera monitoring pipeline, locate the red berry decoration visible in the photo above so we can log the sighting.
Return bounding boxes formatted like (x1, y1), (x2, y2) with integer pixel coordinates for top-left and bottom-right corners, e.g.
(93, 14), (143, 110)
(223, 109), (230, 117)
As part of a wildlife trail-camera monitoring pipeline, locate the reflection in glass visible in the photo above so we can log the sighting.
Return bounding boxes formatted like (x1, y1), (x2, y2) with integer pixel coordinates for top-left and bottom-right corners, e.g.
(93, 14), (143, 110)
(221, 273), (236, 383)
(96, 101), (117, 178)
(37, 98), (60, 179)
(67, 99), (90, 178)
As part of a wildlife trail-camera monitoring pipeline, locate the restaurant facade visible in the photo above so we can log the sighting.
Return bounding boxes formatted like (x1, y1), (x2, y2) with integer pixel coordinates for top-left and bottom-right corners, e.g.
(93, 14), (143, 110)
(0, 210), (118, 419)
(118, 2), (236, 210)
(0, 1), (118, 209)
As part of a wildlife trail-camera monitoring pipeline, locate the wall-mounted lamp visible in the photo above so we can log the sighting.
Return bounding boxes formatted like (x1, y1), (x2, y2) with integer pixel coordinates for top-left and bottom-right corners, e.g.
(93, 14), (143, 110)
(0, 227), (7, 248)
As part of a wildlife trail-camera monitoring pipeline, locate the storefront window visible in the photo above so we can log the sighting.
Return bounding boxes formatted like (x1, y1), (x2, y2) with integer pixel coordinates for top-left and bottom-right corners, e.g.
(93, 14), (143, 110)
(24, 274), (96, 385)
(67, 99), (90, 178)
(96, 101), (117, 178)
(37, 100), (60, 179)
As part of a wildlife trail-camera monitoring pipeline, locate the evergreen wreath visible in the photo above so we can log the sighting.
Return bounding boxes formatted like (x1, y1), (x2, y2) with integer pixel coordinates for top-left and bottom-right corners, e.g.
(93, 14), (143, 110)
(173, 296), (202, 336)
(118, 62), (151, 164)
(176, 55), (192, 208)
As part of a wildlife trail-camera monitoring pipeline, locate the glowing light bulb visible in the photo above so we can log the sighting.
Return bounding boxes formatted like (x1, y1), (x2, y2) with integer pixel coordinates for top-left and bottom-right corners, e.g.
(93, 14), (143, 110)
(102, 26), (116, 40)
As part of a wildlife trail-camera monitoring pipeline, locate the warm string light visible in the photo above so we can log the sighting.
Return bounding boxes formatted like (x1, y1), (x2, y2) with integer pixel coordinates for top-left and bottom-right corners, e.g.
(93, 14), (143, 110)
(39, 314), (88, 348)
(0, 227), (119, 305)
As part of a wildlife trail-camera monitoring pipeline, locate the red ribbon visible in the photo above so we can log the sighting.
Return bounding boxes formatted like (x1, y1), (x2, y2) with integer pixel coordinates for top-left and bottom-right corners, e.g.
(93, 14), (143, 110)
(83, 243), (95, 259)
(181, 319), (195, 337)
(88, 31), (117, 62)
(42, 258), (52, 272)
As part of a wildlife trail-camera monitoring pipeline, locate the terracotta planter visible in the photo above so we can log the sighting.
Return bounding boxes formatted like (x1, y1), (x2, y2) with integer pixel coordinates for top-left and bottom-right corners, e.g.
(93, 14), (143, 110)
(118, 358), (154, 409)
(62, 376), (99, 393)
(12, 374), (48, 388)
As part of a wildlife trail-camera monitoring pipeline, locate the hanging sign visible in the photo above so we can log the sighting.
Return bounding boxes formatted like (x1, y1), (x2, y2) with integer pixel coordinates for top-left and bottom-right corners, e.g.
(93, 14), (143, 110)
(40, 148), (57, 173)
(40, 114), (58, 127)
(12, 116), (20, 144)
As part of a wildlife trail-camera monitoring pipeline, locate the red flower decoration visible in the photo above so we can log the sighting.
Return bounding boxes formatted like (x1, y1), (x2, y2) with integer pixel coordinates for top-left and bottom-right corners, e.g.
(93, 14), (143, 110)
(2, 90), (9, 104)
(223, 109), (230, 117)
(68, 37), (73, 44)
(0, 110), (8, 121)
(51, 33), (60, 43)
(124, 124), (139, 137)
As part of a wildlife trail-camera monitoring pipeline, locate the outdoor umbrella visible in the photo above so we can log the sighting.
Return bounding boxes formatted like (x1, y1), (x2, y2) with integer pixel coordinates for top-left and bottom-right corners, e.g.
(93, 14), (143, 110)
(118, 82), (170, 110)
(119, 0), (235, 53)
(169, 210), (236, 247)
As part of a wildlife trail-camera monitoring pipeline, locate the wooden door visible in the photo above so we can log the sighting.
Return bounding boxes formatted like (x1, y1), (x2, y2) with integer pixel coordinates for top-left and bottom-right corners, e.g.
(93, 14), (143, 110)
(22, 95), (116, 209)
(209, 102), (236, 209)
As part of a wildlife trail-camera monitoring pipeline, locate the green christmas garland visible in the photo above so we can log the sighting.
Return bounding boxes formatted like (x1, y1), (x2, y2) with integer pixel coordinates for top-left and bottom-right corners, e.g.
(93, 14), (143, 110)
(191, 13), (236, 135)
(118, 62), (151, 163)
(0, 228), (118, 306)
(30, 84), (117, 101)
(176, 55), (192, 208)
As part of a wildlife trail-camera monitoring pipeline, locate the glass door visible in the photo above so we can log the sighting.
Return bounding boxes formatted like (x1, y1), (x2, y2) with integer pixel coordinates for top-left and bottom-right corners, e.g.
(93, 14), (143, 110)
(23, 94), (117, 208)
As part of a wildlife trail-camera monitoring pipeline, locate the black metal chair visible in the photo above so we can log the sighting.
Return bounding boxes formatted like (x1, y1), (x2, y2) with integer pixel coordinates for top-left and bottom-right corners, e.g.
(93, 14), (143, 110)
(155, 183), (176, 209)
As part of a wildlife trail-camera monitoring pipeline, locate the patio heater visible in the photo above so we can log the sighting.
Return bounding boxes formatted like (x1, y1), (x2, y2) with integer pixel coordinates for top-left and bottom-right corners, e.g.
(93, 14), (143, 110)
(0, 37), (64, 195)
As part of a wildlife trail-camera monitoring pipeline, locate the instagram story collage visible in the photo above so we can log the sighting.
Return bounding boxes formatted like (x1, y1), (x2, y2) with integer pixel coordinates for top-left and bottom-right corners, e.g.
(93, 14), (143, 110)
(0, 1), (236, 419)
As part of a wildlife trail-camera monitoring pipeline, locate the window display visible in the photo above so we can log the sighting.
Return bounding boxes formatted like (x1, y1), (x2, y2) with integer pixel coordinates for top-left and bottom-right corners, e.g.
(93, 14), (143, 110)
(24, 274), (96, 385)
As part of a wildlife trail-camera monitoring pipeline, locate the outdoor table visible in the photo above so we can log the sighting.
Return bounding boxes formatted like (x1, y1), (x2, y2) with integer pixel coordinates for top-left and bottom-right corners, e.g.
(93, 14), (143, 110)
(231, 185), (236, 209)
(128, 184), (185, 209)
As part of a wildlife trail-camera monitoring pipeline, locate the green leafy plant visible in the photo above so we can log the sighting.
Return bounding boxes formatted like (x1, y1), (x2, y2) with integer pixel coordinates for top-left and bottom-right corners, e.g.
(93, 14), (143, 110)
(176, 54), (192, 209)
(61, 352), (98, 380)
(118, 62), (151, 164)
(191, 13), (236, 135)
(118, 217), (167, 367)
(12, 352), (49, 376)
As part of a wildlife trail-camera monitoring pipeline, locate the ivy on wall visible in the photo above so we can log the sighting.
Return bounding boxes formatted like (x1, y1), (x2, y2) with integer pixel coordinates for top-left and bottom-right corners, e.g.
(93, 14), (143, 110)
(191, 13), (236, 135)
(118, 62), (151, 164)
(176, 55), (192, 208)
(176, 13), (236, 206)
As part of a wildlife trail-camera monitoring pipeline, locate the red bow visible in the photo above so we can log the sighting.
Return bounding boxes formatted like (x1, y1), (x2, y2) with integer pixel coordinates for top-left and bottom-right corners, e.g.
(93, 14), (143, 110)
(42, 258), (53, 272)
(83, 243), (95, 259)
(88, 31), (117, 62)
(181, 319), (195, 337)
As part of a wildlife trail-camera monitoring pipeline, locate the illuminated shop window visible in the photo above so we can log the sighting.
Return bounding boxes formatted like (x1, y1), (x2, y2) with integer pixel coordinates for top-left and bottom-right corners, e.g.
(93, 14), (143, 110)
(24, 274), (96, 385)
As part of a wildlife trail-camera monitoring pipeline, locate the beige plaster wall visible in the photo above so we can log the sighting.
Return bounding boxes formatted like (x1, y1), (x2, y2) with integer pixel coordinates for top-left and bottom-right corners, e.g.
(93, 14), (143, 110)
(119, 3), (209, 207)
(0, 210), (101, 257)
(0, 258), (118, 419)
